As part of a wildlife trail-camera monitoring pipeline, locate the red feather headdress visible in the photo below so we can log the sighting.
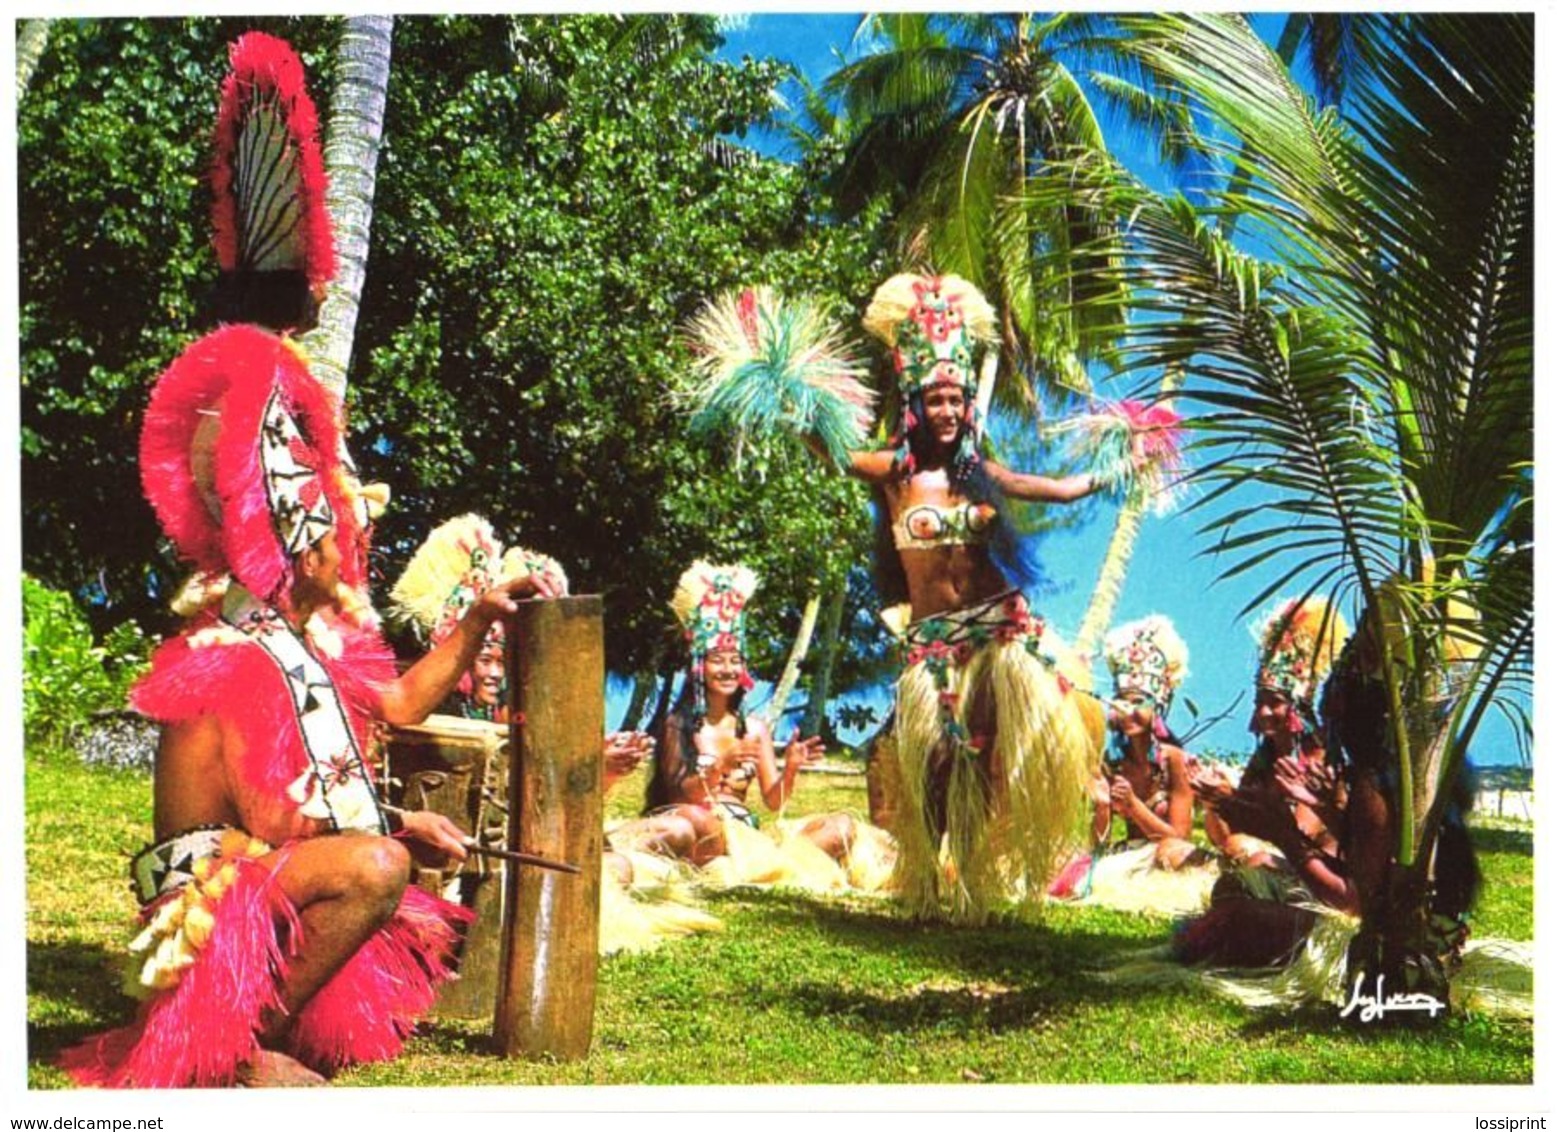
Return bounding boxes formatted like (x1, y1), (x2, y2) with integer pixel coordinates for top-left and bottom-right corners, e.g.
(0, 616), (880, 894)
(140, 325), (365, 605)
(211, 32), (335, 285)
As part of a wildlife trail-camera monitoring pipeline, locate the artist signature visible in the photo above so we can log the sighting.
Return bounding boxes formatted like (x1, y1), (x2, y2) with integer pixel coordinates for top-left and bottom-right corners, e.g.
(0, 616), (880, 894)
(1338, 971), (1446, 1022)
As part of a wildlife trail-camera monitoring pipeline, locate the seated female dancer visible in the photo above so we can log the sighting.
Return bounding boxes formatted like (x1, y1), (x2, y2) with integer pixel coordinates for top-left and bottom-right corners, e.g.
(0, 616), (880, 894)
(1095, 615), (1199, 862)
(820, 274), (1117, 922)
(624, 561), (863, 881)
(388, 514), (654, 884)
(1050, 616), (1210, 909)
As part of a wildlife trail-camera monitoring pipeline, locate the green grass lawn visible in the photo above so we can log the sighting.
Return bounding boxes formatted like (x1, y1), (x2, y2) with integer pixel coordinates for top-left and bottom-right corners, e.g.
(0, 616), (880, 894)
(27, 747), (1533, 1088)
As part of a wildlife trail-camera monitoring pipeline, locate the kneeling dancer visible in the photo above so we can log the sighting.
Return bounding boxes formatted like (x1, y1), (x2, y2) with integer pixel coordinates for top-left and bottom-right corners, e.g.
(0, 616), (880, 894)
(61, 33), (555, 1088)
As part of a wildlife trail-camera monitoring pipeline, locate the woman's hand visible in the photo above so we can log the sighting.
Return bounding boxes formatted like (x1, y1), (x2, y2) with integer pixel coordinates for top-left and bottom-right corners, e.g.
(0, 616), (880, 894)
(398, 809), (470, 867)
(1272, 755), (1322, 807)
(782, 734), (825, 778)
(1190, 765), (1235, 807)
(1087, 774), (1112, 808)
(1108, 775), (1138, 816)
(721, 735), (762, 786)
(603, 731), (653, 791)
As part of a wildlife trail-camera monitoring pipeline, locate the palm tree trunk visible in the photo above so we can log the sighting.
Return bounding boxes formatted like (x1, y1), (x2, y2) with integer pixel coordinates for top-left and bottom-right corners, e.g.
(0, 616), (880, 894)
(617, 666), (658, 732)
(801, 580), (849, 741)
(17, 19), (50, 101)
(760, 593), (822, 735)
(1072, 367), (1184, 659)
(1073, 500), (1142, 662)
(300, 15), (394, 400)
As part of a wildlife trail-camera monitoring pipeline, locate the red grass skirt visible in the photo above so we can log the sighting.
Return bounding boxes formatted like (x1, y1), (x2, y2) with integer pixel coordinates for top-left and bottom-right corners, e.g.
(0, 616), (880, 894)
(59, 858), (471, 1088)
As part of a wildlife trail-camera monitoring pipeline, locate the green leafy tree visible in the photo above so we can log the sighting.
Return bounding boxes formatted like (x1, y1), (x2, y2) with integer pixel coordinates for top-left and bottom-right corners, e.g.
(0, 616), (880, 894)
(18, 17), (336, 632)
(19, 15), (894, 722)
(343, 16), (890, 701)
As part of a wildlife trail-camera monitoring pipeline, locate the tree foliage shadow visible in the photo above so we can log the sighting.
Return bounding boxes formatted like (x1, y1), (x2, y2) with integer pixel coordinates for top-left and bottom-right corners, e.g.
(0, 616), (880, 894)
(722, 889), (1166, 967)
(693, 888), (1185, 1033)
(27, 939), (132, 1063)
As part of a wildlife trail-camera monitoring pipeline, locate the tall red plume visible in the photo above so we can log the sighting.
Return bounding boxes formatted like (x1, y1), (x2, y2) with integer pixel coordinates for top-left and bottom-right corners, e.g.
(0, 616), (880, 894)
(212, 31), (335, 285)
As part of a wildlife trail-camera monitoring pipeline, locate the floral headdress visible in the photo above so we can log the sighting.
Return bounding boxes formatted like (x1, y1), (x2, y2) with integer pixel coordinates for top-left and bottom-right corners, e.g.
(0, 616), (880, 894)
(1252, 597), (1349, 733)
(389, 514), (569, 696)
(862, 273), (997, 478)
(1104, 614), (1190, 717)
(670, 560), (759, 719)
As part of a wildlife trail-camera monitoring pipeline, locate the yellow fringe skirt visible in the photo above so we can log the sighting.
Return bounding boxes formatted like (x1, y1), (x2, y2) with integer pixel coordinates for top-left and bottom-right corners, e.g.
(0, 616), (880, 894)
(890, 590), (1102, 923)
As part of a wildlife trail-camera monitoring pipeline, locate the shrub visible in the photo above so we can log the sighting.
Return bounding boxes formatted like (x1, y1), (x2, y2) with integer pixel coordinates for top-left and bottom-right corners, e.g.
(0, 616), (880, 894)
(22, 575), (151, 745)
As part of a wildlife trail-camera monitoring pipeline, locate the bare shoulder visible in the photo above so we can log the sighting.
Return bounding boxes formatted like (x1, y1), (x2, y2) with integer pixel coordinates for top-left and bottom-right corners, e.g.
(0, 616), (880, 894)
(155, 713), (225, 771)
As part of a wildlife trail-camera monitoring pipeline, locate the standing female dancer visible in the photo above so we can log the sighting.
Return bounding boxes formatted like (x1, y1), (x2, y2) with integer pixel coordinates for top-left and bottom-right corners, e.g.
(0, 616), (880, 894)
(683, 274), (1179, 920)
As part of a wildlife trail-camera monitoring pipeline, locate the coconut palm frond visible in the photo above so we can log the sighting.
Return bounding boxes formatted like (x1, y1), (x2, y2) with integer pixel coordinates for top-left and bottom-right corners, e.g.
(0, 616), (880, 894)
(1274, 12), (1385, 109)
(1086, 71), (1214, 175)
(824, 41), (965, 126)
(1081, 193), (1404, 612)
(1115, 13), (1358, 252)
(1341, 23), (1534, 555)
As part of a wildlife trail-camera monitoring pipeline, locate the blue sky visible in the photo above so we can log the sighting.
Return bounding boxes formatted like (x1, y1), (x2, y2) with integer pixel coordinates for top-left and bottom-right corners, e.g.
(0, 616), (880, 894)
(678, 13), (1528, 767)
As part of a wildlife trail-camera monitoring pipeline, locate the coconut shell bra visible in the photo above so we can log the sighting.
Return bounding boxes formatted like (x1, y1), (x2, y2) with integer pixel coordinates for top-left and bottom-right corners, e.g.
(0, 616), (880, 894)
(892, 501), (996, 550)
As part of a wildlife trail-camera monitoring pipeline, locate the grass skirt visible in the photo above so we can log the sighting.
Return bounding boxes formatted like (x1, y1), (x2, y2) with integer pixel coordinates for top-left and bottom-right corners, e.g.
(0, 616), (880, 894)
(1051, 841), (1221, 918)
(599, 852), (724, 956)
(891, 591), (1100, 923)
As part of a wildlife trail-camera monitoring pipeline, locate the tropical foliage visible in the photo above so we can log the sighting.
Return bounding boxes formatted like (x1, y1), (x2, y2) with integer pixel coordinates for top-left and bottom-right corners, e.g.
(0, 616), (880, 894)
(18, 16), (895, 727)
(1028, 12), (1532, 994)
(823, 13), (1132, 405)
(22, 576), (151, 745)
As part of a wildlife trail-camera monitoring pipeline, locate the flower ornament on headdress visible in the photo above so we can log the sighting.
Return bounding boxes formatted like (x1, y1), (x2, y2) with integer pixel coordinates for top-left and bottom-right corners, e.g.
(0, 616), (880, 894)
(212, 32), (335, 288)
(670, 560), (759, 717)
(389, 514), (570, 678)
(680, 286), (876, 471)
(1252, 597), (1349, 733)
(862, 273), (997, 478)
(1104, 614), (1189, 716)
(862, 273), (997, 399)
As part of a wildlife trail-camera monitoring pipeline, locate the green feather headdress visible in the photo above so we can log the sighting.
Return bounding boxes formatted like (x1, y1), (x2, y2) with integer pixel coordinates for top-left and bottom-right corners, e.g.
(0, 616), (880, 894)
(680, 286), (875, 471)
